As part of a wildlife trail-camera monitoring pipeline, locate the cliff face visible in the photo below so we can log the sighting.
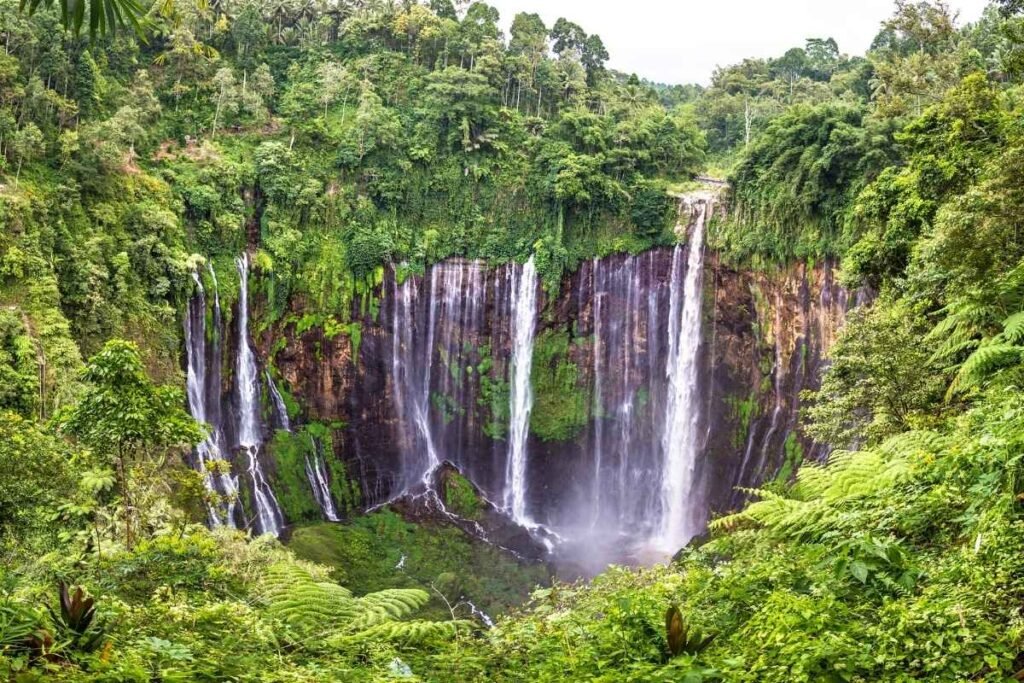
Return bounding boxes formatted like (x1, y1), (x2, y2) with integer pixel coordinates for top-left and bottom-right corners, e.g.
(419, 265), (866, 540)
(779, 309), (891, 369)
(262, 202), (859, 551)
(702, 256), (860, 510)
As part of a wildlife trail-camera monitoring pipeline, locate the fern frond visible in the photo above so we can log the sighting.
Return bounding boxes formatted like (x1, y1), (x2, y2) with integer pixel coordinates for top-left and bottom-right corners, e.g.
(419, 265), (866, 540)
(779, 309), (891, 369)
(259, 562), (454, 652)
(261, 563), (360, 639)
(1002, 311), (1024, 344)
(346, 589), (431, 630)
(330, 619), (471, 647)
(948, 343), (1023, 399)
(929, 328), (980, 364)
(708, 511), (755, 532)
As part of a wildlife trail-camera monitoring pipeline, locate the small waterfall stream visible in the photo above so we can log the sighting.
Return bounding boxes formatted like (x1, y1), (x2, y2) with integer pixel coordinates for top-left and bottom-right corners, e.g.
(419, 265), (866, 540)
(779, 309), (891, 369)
(265, 367), (340, 522)
(235, 254), (284, 536)
(306, 437), (341, 522)
(390, 270), (443, 491)
(504, 256), (538, 524)
(265, 369), (291, 432)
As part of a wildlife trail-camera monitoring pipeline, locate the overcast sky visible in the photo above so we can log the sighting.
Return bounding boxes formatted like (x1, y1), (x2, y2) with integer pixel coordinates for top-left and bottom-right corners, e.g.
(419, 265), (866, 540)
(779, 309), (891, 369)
(485, 0), (993, 85)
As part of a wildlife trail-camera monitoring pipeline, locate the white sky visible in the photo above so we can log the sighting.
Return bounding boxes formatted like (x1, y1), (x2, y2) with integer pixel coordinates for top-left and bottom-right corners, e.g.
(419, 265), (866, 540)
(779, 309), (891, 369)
(485, 0), (993, 85)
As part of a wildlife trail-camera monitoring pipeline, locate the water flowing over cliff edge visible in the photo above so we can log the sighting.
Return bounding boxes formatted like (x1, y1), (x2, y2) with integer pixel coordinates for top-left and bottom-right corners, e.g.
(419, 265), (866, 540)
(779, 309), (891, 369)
(184, 193), (862, 572)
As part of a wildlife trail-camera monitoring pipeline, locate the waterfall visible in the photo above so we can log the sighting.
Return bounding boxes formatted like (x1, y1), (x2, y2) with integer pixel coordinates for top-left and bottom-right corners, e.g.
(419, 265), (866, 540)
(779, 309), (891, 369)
(264, 368), (339, 521)
(590, 258), (604, 528)
(752, 300), (786, 480)
(235, 254), (284, 536)
(305, 437), (341, 522)
(391, 270), (442, 490)
(566, 251), (671, 540)
(388, 260), (499, 497)
(184, 268), (239, 527)
(657, 199), (708, 550)
(265, 369), (291, 432)
(504, 256), (538, 524)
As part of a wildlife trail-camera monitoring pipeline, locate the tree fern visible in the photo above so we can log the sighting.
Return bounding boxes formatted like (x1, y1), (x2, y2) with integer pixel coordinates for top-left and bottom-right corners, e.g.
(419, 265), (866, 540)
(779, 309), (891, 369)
(260, 562), (457, 648)
(347, 589), (432, 631)
(1000, 311), (1024, 344)
(933, 294), (1024, 398)
(949, 343), (1024, 398)
(330, 619), (470, 647)
(927, 299), (994, 365)
(714, 431), (937, 542)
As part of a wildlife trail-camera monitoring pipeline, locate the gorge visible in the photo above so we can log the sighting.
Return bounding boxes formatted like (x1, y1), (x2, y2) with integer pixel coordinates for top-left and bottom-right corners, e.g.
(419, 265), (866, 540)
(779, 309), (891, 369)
(8, 0), (1024, 678)
(183, 192), (860, 571)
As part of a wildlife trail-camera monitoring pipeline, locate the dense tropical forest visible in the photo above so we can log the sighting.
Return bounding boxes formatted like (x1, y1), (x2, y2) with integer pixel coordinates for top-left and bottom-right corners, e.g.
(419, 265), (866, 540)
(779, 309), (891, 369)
(5, 0), (1024, 679)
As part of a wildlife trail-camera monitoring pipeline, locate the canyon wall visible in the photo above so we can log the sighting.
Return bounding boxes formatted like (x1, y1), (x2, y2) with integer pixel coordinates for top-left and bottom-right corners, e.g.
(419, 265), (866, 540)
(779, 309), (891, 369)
(258, 200), (860, 553)
(183, 197), (862, 561)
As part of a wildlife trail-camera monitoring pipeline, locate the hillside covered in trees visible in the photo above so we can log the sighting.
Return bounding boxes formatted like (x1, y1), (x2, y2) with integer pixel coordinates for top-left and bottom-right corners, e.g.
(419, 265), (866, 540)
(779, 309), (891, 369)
(7, 0), (1024, 680)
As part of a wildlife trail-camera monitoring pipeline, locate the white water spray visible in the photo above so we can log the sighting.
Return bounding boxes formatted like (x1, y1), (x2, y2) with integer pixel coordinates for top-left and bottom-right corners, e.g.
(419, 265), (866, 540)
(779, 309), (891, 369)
(235, 254), (284, 536)
(265, 369), (291, 432)
(504, 256), (538, 524)
(657, 200), (709, 550)
(305, 437), (341, 522)
(184, 268), (239, 527)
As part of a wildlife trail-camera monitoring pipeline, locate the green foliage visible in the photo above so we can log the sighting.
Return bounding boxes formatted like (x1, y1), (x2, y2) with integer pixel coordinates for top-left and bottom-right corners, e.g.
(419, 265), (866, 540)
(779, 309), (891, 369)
(727, 393), (757, 449)
(56, 340), (200, 549)
(946, 309), (1024, 398)
(22, 0), (143, 38)
(456, 388), (1024, 682)
(266, 425), (359, 524)
(442, 471), (482, 520)
(0, 411), (75, 556)
(287, 511), (549, 620)
(630, 181), (674, 238)
(261, 560), (456, 646)
(1, 527), (470, 681)
(529, 329), (590, 441)
(843, 73), (1008, 287)
(0, 310), (39, 417)
(805, 302), (945, 448)
(476, 346), (509, 440)
(721, 103), (893, 264)
(58, 340), (199, 459)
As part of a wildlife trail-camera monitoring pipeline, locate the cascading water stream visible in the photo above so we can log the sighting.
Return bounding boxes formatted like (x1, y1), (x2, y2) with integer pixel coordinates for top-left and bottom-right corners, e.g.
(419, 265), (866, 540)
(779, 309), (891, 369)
(751, 298), (786, 479)
(504, 256), (538, 524)
(184, 267), (239, 527)
(657, 199), (708, 551)
(265, 369), (291, 432)
(264, 368), (339, 521)
(305, 437), (341, 522)
(390, 270), (442, 491)
(590, 259), (605, 529)
(236, 254), (284, 536)
(185, 270), (237, 526)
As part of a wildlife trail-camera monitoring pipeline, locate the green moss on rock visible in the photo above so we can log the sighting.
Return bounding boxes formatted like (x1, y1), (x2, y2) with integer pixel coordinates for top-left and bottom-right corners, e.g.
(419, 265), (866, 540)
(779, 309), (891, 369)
(442, 471), (482, 520)
(530, 329), (591, 442)
(287, 511), (550, 619)
(266, 423), (360, 523)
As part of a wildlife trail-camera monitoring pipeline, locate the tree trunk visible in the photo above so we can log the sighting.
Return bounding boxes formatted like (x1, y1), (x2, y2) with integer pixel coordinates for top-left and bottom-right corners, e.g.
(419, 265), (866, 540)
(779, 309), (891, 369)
(212, 95), (222, 138)
(116, 447), (132, 550)
(744, 97), (752, 147)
